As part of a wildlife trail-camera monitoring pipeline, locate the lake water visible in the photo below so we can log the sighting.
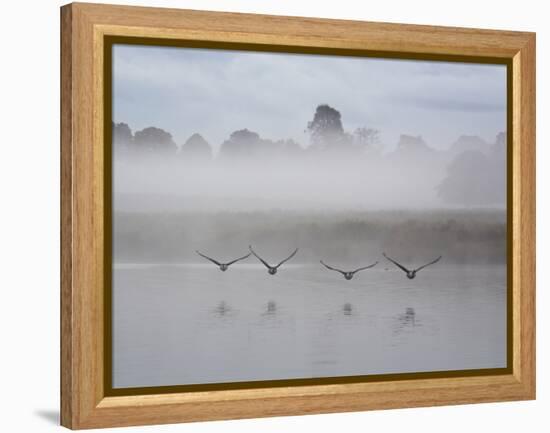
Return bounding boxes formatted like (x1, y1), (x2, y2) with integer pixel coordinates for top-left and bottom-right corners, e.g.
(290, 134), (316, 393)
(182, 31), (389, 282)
(112, 263), (507, 388)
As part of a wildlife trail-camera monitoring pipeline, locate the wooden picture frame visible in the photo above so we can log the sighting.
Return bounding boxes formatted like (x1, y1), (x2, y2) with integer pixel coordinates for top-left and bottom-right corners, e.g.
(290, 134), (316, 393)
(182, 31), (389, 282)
(60, 2), (536, 429)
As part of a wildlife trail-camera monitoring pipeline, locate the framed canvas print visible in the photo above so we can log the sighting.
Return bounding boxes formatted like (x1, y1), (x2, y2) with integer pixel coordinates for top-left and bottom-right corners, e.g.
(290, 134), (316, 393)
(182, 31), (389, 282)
(60, 3), (536, 429)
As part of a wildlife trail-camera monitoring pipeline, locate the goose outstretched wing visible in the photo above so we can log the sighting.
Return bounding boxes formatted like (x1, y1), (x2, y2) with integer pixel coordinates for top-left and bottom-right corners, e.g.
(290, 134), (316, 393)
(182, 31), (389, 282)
(320, 260), (346, 275)
(351, 261), (378, 274)
(414, 256), (442, 272)
(196, 250), (221, 266)
(249, 245), (272, 269)
(383, 253), (411, 273)
(226, 252), (252, 266)
(275, 248), (298, 268)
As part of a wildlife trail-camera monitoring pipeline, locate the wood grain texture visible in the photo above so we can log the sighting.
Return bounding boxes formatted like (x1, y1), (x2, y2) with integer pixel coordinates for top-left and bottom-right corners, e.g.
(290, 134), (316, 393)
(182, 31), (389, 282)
(76, 2), (532, 58)
(60, 2), (536, 429)
(60, 4), (74, 429)
(512, 34), (536, 395)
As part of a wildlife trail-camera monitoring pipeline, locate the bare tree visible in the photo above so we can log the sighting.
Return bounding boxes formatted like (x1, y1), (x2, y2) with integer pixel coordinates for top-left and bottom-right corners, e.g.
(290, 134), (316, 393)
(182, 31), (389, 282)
(353, 127), (380, 151)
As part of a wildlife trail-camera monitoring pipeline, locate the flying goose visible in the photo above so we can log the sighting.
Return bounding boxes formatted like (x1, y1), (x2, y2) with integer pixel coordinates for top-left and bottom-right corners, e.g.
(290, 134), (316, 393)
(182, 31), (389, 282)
(195, 250), (251, 271)
(320, 260), (378, 280)
(383, 253), (441, 279)
(249, 245), (298, 275)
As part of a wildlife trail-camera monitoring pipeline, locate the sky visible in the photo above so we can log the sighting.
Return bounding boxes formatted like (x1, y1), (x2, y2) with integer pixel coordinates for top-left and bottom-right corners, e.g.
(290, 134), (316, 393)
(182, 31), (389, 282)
(112, 44), (507, 152)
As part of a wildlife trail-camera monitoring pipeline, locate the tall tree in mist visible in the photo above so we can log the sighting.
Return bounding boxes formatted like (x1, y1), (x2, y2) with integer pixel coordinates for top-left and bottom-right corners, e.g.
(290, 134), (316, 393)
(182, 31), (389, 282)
(112, 122), (133, 153)
(179, 133), (212, 160)
(307, 104), (349, 149)
(134, 126), (177, 153)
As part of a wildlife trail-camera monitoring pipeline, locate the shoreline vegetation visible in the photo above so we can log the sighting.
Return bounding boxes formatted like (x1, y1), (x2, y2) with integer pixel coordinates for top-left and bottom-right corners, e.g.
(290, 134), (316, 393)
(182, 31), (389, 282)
(113, 208), (506, 265)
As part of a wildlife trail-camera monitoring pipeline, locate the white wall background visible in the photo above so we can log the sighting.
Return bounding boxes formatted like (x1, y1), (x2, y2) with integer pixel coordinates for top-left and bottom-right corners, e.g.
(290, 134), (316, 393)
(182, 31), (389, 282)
(0, 0), (545, 431)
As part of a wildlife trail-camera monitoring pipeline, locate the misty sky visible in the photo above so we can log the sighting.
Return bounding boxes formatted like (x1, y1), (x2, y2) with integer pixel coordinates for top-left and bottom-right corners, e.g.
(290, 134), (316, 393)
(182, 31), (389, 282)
(112, 44), (507, 152)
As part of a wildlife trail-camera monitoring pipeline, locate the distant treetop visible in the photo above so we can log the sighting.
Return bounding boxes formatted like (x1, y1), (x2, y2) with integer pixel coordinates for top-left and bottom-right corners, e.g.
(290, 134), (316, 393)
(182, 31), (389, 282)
(134, 126), (177, 153)
(353, 127), (380, 151)
(112, 122), (133, 153)
(395, 134), (433, 154)
(450, 135), (489, 155)
(438, 132), (506, 206)
(180, 133), (212, 160)
(307, 104), (346, 148)
(219, 129), (263, 158)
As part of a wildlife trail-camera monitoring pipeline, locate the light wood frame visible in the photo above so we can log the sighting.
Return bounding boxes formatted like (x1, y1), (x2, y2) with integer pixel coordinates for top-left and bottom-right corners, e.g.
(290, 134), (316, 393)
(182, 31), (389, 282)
(61, 2), (536, 429)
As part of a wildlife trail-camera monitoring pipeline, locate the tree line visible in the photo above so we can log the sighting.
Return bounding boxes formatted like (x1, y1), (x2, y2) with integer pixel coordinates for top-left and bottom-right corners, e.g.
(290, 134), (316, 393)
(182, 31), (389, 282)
(113, 104), (506, 206)
(113, 104), (380, 159)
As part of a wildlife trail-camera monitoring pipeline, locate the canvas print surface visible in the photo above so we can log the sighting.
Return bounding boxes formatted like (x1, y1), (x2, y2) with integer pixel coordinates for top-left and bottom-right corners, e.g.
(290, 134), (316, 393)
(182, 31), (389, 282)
(111, 44), (507, 388)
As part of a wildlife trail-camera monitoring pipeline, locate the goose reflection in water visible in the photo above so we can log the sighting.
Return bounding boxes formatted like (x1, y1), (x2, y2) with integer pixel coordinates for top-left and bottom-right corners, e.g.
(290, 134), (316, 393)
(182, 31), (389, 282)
(213, 301), (231, 317)
(264, 300), (277, 316)
(393, 307), (418, 335)
(342, 303), (353, 316)
(402, 307), (416, 326)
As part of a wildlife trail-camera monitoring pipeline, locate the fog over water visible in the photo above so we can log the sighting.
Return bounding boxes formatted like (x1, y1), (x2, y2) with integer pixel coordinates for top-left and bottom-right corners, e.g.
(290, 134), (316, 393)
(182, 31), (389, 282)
(112, 134), (507, 265)
(114, 145), (505, 212)
(115, 155), (445, 211)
